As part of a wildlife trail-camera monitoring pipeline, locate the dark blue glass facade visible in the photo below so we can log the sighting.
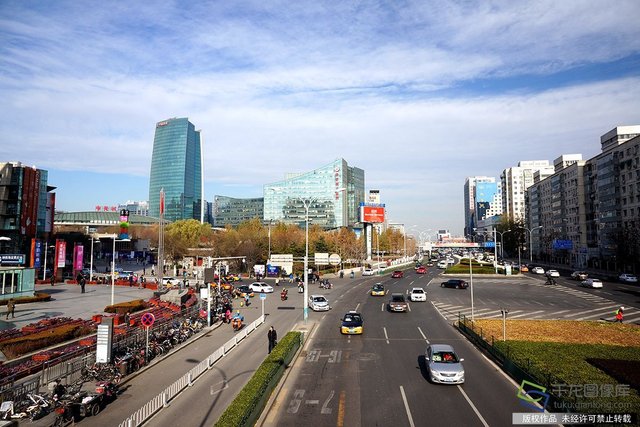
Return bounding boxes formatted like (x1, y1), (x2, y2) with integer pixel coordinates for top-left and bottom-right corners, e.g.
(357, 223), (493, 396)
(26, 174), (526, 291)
(148, 118), (202, 222)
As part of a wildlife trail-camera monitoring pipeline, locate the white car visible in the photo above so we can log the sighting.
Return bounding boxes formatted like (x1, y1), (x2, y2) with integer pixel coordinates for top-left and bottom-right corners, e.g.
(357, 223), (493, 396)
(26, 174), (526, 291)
(409, 287), (427, 302)
(308, 295), (330, 311)
(531, 267), (545, 275)
(437, 261), (448, 269)
(546, 270), (560, 278)
(249, 282), (274, 293)
(619, 273), (638, 284)
(362, 268), (375, 276)
(581, 278), (603, 289)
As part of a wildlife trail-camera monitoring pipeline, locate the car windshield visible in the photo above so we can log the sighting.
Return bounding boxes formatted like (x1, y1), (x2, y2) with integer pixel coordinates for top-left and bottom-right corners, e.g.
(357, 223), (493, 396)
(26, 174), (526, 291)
(343, 314), (362, 324)
(433, 351), (459, 363)
(313, 297), (326, 302)
(373, 285), (383, 291)
(412, 289), (424, 294)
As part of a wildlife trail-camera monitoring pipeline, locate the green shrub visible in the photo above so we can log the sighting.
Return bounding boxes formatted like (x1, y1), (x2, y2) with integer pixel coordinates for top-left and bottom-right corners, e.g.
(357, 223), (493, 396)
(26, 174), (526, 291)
(494, 340), (640, 414)
(215, 331), (302, 427)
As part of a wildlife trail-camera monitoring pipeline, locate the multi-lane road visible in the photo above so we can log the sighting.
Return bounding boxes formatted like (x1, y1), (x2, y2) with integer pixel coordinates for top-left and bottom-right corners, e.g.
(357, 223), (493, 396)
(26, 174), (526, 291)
(261, 265), (639, 426)
(63, 263), (637, 426)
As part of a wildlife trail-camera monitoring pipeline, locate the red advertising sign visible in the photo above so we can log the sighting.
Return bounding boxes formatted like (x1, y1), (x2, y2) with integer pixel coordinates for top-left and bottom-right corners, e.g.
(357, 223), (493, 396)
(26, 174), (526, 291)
(361, 206), (385, 223)
(74, 244), (84, 271)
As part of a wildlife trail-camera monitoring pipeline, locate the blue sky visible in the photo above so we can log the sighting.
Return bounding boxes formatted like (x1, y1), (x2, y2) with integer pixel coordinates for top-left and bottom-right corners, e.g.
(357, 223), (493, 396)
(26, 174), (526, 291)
(1, 0), (639, 235)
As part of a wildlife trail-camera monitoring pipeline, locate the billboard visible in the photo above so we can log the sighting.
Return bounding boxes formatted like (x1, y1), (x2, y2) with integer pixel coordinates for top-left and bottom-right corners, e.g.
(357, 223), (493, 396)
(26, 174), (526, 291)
(360, 205), (385, 223)
(553, 240), (573, 250)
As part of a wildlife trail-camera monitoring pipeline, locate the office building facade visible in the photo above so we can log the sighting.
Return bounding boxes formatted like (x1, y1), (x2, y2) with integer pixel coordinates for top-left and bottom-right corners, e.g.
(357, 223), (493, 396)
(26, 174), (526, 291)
(0, 161), (55, 263)
(213, 196), (264, 227)
(463, 176), (499, 236)
(148, 118), (203, 222)
(263, 158), (365, 229)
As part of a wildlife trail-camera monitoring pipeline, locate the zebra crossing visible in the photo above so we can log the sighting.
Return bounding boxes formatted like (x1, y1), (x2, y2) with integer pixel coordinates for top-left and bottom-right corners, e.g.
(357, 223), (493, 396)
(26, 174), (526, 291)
(432, 301), (640, 324)
(526, 281), (612, 305)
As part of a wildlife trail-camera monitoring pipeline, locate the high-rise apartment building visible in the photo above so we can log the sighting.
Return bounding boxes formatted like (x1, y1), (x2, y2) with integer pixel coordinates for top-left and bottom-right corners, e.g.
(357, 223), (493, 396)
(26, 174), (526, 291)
(501, 161), (554, 222)
(463, 176), (501, 236)
(148, 118), (203, 222)
(263, 158), (365, 229)
(526, 126), (640, 271)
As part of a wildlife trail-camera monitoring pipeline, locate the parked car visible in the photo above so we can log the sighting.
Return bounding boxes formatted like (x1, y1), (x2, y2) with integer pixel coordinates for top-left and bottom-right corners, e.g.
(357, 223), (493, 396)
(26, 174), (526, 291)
(388, 293), (408, 312)
(309, 295), (330, 311)
(340, 311), (363, 335)
(370, 283), (385, 296)
(619, 273), (638, 284)
(571, 271), (588, 281)
(531, 267), (545, 275)
(249, 282), (274, 293)
(426, 262), (434, 267)
(546, 270), (560, 278)
(441, 279), (468, 289)
(409, 287), (426, 302)
(519, 265), (529, 272)
(362, 268), (375, 276)
(416, 266), (427, 274)
(580, 278), (603, 289)
(391, 270), (404, 279)
(425, 344), (465, 384)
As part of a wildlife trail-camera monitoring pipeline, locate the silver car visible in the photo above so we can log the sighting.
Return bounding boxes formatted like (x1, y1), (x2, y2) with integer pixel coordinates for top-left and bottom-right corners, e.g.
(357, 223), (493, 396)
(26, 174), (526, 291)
(308, 295), (330, 311)
(425, 344), (465, 384)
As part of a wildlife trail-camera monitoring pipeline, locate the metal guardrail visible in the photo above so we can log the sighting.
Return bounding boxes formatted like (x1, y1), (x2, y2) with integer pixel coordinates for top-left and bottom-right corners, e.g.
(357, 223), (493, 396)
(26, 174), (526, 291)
(117, 314), (265, 427)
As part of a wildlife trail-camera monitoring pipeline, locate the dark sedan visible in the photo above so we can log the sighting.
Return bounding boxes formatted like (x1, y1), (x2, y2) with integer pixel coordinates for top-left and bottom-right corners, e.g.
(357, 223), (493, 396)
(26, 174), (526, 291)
(441, 279), (468, 289)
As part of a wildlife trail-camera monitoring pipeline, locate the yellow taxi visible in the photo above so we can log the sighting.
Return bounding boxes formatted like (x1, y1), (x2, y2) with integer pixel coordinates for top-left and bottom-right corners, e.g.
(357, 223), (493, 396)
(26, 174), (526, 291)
(370, 283), (385, 296)
(341, 311), (364, 335)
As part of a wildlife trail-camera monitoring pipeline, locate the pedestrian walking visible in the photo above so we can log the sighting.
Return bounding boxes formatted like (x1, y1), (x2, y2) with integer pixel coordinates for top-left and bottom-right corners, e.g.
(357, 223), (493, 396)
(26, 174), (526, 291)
(267, 326), (277, 354)
(5, 298), (15, 319)
(50, 274), (55, 286)
(129, 275), (134, 287)
(615, 306), (624, 323)
(80, 277), (86, 293)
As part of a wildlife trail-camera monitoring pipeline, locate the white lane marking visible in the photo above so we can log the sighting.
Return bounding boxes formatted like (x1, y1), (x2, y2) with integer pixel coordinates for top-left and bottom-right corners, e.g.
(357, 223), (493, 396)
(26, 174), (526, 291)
(383, 327), (390, 344)
(399, 386), (415, 427)
(355, 302), (360, 312)
(305, 400), (319, 405)
(407, 302), (411, 312)
(381, 302), (385, 312)
(409, 280), (414, 286)
(417, 326), (429, 343)
(508, 310), (546, 319)
(457, 385), (490, 427)
(431, 301), (448, 321)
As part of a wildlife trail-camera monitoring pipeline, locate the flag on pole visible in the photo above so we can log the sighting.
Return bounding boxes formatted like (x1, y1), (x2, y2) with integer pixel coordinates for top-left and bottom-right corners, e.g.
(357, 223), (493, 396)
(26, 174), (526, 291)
(159, 188), (165, 216)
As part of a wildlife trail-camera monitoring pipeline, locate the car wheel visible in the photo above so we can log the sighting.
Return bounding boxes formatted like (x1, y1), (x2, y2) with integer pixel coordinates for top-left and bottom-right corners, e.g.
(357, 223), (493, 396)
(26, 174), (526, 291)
(441, 283), (444, 287)
(456, 285), (460, 289)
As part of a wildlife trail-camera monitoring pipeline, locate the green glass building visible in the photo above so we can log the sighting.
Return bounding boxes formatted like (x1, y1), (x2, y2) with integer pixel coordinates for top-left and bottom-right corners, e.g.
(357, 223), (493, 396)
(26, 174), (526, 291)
(148, 118), (203, 222)
(263, 158), (365, 229)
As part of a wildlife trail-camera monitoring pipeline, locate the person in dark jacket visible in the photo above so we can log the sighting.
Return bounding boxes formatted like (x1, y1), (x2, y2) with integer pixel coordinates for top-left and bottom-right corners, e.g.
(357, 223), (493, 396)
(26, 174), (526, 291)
(267, 326), (277, 354)
(6, 298), (15, 319)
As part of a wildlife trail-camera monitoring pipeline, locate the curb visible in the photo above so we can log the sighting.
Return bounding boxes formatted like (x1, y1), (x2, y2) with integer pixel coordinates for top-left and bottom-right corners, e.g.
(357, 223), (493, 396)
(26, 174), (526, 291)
(256, 321), (318, 427)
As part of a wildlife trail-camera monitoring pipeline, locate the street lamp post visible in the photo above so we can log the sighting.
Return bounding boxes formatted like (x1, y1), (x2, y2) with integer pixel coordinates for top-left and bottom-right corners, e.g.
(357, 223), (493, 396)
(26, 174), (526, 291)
(302, 199), (316, 322)
(469, 251), (475, 322)
(496, 230), (512, 259)
(89, 237), (99, 283)
(519, 226), (543, 263)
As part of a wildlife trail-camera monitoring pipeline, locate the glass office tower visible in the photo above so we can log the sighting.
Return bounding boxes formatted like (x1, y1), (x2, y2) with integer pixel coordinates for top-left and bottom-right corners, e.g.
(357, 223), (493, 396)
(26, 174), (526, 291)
(148, 118), (203, 222)
(263, 158), (365, 229)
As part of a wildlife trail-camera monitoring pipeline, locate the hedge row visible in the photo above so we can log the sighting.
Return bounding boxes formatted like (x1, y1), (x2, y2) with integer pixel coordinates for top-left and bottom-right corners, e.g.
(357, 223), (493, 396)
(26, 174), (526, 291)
(104, 299), (148, 314)
(0, 292), (52, 305)
(215, 331), (302, 427)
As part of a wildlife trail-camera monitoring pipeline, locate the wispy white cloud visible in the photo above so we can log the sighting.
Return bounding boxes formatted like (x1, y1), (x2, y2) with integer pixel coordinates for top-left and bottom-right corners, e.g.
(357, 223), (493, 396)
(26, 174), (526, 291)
(1, 0), (639, 233)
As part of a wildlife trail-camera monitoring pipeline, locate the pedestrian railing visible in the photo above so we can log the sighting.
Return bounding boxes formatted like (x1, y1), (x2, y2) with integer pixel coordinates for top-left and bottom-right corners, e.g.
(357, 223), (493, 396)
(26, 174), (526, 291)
(117, 314), (265, 427)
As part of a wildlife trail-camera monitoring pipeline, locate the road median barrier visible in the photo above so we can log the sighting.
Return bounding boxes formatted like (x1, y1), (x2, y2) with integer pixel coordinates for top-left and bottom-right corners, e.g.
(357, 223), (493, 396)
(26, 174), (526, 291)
(215, 331), (303, 427)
